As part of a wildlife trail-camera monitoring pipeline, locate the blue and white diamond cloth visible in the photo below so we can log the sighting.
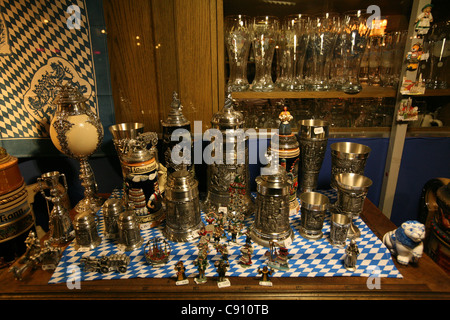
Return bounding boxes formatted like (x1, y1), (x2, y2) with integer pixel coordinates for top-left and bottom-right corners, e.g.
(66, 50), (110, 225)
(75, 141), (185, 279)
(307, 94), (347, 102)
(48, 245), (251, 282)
(0, 0), (114, 156)
(48, 189), (402, 284)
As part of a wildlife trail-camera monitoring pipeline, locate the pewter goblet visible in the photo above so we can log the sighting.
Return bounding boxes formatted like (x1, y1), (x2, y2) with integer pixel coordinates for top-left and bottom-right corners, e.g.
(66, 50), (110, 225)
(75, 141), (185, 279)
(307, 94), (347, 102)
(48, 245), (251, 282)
(330, 141), (371, 190)
(334, 172), (372, 239)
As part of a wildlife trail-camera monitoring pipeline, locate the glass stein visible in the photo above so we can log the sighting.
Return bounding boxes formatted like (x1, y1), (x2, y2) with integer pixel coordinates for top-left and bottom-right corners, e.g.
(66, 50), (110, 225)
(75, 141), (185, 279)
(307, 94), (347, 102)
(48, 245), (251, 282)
(308, 13), (341, 91)
(225, 15), (253, 92)
(251, 16), (280, 92)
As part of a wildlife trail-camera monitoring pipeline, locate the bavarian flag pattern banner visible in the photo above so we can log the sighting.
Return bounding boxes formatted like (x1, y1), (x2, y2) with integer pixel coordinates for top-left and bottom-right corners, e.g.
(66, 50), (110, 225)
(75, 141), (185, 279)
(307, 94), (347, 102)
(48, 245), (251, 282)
(0, 0), (114, 156)
(48, 189), (402, 284)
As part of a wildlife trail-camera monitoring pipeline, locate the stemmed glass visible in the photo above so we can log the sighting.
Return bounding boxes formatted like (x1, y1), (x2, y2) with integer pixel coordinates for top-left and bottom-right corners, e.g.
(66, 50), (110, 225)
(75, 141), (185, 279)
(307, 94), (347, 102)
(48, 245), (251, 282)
(251, 16), (280, 92)
(225, 15), (253, 92)
(308, 13), (341, 91)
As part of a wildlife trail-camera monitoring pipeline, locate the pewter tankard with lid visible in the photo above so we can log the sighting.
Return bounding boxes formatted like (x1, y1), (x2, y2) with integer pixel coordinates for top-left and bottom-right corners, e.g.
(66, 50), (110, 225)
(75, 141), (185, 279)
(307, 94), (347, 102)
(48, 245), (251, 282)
(163, 169), (204, 242)
(161, 92), (193, 174)
(203, 96), (253, 216)
(250, 162), (294, 247)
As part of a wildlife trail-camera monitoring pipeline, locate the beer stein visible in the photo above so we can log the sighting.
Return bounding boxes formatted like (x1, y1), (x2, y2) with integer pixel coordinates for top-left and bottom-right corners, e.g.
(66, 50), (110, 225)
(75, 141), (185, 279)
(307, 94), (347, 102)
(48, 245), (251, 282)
(161, 92), (193, 174)
(120, 132), (167, 229)
(203, 96), (253, 216)
(73, 210), (102, 251)
(38, 171), (74, 245)
(250, 161), (294, 247)
(0, 147), (36, 263)
(297, 119), (329, 193)
(163, 169), (204, 242)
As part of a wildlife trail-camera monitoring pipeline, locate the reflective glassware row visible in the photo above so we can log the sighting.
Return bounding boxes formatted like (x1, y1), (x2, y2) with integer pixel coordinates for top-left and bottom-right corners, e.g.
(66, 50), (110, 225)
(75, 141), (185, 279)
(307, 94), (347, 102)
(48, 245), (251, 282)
(225, 11), (390, 94)
(233, 98), (395, 129)
(422, 20), (450, 89)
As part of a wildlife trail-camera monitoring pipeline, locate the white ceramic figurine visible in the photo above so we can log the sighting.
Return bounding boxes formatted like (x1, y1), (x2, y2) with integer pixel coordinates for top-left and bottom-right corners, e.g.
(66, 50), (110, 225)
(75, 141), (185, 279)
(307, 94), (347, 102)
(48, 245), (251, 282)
(383, 220), (425, 265)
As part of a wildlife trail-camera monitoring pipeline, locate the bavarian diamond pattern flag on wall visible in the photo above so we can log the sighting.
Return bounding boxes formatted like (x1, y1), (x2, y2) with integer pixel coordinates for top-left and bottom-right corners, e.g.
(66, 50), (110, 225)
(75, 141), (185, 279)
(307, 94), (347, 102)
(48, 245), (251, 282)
(0, 0), (114, 156)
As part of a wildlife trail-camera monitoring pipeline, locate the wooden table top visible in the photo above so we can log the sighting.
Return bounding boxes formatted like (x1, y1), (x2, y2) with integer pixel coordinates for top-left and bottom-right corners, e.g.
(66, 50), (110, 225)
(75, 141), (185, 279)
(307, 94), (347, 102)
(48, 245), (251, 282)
(1, 197), (449, 300)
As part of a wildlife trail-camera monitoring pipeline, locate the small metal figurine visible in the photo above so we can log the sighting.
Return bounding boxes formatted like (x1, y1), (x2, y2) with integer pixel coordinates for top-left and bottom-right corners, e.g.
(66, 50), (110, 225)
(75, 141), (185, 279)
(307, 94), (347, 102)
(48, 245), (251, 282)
(193, 255), (208, 284)
(20, 231), (41, 263)
(80, 253), (130, 274)
(174, 261), (189, 285)
(214, 258), (230, 287)
(257, 265), (274, 286)
(238, 241), (254, 267)
(344, 239), (360, 271)
(9, 232), (62, 280)
(40, 240), (62, 270)
(264, 241), (291, 271)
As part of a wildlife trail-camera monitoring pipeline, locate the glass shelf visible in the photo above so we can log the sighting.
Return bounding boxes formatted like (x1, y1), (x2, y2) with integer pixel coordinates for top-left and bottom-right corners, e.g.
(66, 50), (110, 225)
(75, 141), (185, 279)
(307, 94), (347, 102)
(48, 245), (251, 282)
(230, 85), (397, 99)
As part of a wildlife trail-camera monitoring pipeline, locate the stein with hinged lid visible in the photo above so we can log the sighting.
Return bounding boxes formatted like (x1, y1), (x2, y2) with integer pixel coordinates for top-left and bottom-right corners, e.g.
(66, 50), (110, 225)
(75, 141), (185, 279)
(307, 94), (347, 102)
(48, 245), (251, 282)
(203, 96), (253, 218)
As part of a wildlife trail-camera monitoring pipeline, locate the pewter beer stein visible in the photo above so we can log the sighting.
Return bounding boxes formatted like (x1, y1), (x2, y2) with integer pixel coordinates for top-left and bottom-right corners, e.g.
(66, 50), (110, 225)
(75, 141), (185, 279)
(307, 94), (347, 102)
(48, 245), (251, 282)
(297, 119), (329, 193)
(163, 169), (204, 242)
(330, 142), (371, 189)
(270, 106), (300, 213)
(38, 171), (74, 245)
(299, 191), (329, 240)
(250, 162), (294, 247)
(73, 210), (101, 251)
(334, 172), (372, 239)
(161, 92), (193, 174)
(203, 96), (253, 216)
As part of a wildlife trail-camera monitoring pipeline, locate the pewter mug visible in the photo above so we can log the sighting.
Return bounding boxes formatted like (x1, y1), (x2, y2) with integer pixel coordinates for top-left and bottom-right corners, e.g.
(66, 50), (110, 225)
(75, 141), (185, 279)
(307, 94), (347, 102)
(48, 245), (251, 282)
(330, 142), (371, 189)
(297, 119), (329, 193)
(163, 169), (204, 242)
(334, 172), (372, 239)
(299, 191), (329, 240)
